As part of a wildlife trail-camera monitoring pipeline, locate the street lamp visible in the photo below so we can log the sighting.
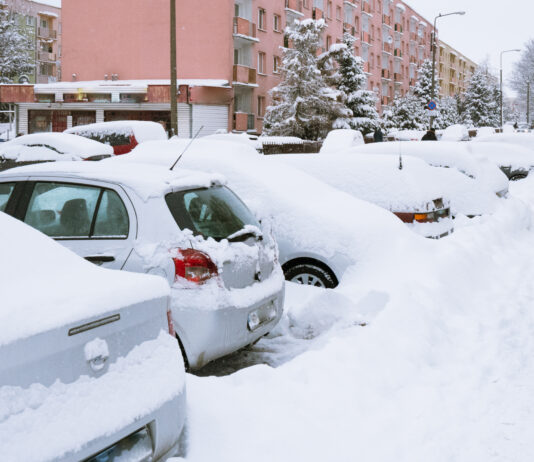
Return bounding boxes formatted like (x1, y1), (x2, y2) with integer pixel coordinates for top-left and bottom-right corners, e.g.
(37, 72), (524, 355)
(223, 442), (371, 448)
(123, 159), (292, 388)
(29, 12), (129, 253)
(430, 11), (466, 130)
(500, 49), (521, 128)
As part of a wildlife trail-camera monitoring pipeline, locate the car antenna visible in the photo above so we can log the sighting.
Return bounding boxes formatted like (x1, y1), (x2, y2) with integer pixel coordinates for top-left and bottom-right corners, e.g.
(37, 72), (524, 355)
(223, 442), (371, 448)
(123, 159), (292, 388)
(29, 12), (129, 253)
(398, 141), (403, 170)
(170, 125), (204, 171)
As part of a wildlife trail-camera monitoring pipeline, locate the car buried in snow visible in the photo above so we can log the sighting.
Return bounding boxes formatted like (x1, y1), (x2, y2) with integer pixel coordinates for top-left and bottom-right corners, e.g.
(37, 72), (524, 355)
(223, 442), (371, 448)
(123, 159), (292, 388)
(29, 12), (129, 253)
(0, 161), (285, 370)
(0, 212), (186, 461)
(109, 138), (416, 289)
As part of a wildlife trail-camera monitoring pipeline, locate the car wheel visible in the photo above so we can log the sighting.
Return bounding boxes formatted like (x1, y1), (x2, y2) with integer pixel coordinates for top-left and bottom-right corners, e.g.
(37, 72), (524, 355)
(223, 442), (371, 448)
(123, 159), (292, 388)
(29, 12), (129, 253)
(284, 263), (337, 288)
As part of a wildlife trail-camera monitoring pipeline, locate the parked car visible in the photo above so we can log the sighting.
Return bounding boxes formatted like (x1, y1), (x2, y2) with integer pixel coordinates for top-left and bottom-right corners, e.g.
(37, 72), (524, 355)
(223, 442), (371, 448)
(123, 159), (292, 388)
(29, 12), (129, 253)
(0, 161), (284, 370)
(0, 211), (186, 461)
(474, 133), (534, 153)
(0, 133), (113, 169)
(475, 126), (496, 138)
(465, 141), (534, 181)
(440, 124), (470, 141)
(272, 153), (454, 238)
(111, 138), (415, 288)
(348, 141), (510, 216)
(320, 129), (364, 153)
(65, 120), (168, 154)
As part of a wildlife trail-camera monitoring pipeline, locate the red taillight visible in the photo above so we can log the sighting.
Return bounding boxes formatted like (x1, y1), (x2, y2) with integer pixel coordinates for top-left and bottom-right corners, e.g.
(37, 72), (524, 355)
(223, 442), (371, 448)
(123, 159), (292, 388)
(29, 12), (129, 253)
(172, 248), (218, 284)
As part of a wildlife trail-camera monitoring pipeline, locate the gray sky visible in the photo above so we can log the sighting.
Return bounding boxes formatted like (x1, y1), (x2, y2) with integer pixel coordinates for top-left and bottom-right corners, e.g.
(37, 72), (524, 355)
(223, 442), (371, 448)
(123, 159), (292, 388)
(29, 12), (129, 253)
(406, 0), (532, 96)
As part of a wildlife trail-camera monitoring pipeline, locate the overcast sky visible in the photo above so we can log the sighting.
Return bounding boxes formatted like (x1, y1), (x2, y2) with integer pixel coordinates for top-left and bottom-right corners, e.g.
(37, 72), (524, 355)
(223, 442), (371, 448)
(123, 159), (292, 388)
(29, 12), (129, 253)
(406, 0), (532, 96)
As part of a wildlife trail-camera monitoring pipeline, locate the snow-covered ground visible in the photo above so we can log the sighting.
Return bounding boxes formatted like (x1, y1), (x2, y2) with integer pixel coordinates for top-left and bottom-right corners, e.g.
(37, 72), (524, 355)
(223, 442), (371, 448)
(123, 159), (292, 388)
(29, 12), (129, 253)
(183, 185), (534, 462)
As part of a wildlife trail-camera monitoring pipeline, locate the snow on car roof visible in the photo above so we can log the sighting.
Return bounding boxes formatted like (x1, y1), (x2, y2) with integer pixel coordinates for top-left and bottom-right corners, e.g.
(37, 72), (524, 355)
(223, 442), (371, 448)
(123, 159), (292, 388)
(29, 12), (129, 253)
(466, 142), (534, 170)
(349, 141), (509, 193)
(273, 153), (447, 212)
(65, 120), (168, 144)
(0, 133), (113, 161)
(0, 212), (169, 347)
(320, 129), (364, 154)
(474, 133), (534, 152)
(0, 160), (225, 202)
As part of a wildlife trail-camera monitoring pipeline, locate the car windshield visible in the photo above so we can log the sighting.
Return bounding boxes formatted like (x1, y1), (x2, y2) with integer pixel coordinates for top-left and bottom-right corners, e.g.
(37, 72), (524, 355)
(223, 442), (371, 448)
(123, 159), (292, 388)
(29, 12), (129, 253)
(165, 186), (259, 241)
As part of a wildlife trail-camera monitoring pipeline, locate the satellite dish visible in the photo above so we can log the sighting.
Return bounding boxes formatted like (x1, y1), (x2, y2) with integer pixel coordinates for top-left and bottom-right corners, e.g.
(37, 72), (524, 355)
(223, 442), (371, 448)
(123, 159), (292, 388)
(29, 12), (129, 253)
(387, 36), (393, 44)
(18, 75), (29, 84)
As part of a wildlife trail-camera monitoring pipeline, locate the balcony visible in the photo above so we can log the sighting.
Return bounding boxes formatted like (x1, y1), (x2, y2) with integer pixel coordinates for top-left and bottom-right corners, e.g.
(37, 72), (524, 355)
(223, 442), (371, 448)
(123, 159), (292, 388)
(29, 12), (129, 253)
(409, 79), (416, 87)
(381, 69), (391, 80)
(394, 72), (402, 83)
(362, 61), (371, 73)
(393, 48), (402, 58)
(38, 27), (57, 39)
(362, 2), (372, 14)
(233, 65), (257, 86)
(382, 15), (392, 27)
(361, 31), (371, 44)
(234, 112), (255, 132)
(409, 56), (417, 64)
(38, 51), (56, 62)
(233, 17), (258, 41)
(394, 23), (403, 33)
(343, 23), (356, 37)
(381, 96), (389, 106)
(312, 7), (323, 19)
(409, 32), (417, 42)
(382, 43), (392, 54)
(344, 1), (358, 8)
(285, 0), (303, 13)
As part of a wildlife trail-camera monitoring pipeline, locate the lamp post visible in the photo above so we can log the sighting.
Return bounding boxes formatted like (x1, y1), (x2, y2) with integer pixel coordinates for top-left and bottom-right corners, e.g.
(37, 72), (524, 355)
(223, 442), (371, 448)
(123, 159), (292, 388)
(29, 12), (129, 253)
(500, 49), (521, 128)
(170, 0), (178, 137)
(430, 11), (466, 130)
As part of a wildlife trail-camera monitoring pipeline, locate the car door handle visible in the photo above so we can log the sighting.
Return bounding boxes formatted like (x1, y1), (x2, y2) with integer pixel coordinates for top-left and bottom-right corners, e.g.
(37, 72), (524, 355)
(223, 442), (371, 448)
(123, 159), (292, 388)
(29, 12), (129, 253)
(85, 255), (115, 264)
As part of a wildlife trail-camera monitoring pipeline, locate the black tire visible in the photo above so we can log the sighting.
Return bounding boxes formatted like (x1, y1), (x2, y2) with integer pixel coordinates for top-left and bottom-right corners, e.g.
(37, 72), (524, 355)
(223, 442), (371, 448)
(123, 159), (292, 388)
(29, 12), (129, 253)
(284, 263), (337, 288)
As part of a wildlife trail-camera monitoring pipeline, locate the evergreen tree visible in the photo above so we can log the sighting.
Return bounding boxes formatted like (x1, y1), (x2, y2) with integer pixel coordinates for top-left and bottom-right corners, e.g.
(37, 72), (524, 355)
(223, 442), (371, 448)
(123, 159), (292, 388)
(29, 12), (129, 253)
(320, 33), (379, 135)
(0, 8), (34, 83)
(413, 59), (439, 103)
(434, 96), (460, 129)
(462, 65), (500, 127)
(382, 94), (426, 131)
(263, 19), (346, 140)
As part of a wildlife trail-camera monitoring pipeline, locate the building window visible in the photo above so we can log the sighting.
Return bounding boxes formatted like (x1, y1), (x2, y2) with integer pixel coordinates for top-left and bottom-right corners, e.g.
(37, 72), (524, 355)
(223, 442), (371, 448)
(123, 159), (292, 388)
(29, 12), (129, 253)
(303, 0), (309, 8)
(258, 52), (266, 74)
(336, 6), (341, 20)
(257, 96), (265, 117)
(327, 1), (332, 18)
(273, 14), (281, 32)
(326, 35), (332, 50)
(25, 16), (34, 26)
(273, 55), (281, 73)
(258, 8), (266, 30)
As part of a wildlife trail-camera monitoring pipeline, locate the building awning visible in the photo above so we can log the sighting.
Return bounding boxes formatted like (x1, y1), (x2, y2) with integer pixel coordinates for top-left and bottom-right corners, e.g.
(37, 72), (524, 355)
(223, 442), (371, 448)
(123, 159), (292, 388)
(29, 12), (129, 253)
(38, 11), (59, 18)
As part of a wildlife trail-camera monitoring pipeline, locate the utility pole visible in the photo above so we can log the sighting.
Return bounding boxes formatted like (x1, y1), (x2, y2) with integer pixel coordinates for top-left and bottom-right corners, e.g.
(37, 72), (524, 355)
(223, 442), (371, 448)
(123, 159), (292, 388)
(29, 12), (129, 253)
(170, 0), (178, 137)
(527, 81), (531, 127)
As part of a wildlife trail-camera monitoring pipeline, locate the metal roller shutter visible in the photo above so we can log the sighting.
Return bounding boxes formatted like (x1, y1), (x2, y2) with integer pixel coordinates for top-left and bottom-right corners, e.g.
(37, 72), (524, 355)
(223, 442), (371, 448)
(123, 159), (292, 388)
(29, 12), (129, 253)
(192, 104), (229, 137)
(177, 103), (191, 138)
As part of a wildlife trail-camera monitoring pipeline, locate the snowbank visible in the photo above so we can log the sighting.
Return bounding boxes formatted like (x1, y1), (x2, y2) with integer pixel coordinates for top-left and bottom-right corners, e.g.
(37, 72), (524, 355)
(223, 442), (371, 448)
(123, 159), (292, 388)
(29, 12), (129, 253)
(0, 212), (169, 346)
(440, 124), (470, 141)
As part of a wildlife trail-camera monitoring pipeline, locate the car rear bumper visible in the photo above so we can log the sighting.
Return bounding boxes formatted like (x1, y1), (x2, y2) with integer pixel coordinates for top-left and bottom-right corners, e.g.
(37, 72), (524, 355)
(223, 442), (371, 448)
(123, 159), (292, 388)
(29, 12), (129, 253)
(2, 332), (186, 462)
(171, 267), (286, 369)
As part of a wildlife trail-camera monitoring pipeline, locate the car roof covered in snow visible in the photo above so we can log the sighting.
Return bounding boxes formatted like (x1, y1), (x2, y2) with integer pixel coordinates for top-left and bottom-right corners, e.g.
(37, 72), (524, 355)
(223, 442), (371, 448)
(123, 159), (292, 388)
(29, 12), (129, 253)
(0, 212), (169, 347)
(474, 133), (534, 152)
(65, 120), (168, 143)
(0, 160), (225, 201)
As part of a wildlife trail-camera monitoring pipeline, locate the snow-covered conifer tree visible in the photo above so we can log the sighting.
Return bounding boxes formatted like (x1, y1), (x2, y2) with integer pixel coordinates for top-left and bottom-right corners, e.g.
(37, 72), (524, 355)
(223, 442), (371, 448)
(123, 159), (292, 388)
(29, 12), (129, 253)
(263, 19), (346, 140)
(434, 96), (460, 128)
(382, 94), (426, 130)
(0, 8), (34, 83)
(321, 33), (379, 134)
(462, 65), (500, 127)
(413, 59), (439, 104)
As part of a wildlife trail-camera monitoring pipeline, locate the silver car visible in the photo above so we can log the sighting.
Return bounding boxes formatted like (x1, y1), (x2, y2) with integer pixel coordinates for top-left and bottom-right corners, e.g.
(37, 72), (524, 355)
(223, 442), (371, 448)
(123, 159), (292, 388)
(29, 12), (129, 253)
(0, 211), (186, 461)
(0, 161), (285, 370)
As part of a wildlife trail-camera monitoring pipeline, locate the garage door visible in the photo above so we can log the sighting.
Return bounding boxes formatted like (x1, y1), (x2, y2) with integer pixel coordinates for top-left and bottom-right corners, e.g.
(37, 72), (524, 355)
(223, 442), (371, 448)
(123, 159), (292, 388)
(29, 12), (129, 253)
(192, 104), (229, 137)
(177, 103), (191, 139)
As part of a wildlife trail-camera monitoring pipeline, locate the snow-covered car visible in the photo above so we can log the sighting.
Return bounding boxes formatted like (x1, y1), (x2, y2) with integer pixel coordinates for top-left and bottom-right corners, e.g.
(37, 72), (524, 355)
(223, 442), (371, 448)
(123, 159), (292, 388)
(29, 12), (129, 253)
(464, 141), (534, 181)
(347, 141), (510, 216)
(0, 162), (284, 370)
(65, 120), (168, 154)
(272, 153), (453, 238)
(474, 133), (534, 152)
(320, 129), (364, 153)
(440, 124), (470, 141)
(110, 138), (415, 288)
(475, 126), (496, 138)
(515, 123), (531, 133)
(0, 133), (113, 166)
(388, 129), (426, 141)
(0, 212), (186, 461)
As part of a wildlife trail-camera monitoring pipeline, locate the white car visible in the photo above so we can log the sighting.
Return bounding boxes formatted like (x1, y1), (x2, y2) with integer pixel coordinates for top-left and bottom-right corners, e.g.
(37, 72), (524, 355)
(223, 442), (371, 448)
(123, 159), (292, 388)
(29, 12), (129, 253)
(320, 129), (364, 153)
(0, 162), (285, 370)
(0, 212), (186, 461)
(348, 141), (509, 216)
(0, 132), (113, 164)
(474, 133), (534, 152)
(440, 124), (470, 141)
(111, 139), (415, 288)
(272, 153), (454, 238)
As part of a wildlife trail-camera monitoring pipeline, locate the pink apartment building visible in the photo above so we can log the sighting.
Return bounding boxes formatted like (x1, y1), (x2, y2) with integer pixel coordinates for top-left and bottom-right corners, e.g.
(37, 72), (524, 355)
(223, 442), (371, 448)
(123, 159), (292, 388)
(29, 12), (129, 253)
(1, 0), (436, 136)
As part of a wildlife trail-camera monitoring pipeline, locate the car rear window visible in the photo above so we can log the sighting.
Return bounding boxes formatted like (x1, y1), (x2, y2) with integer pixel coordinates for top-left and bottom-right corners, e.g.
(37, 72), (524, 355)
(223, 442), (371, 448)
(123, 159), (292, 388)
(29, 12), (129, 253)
(165, 186), (259, 241)
(0, 183), (15, 212)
